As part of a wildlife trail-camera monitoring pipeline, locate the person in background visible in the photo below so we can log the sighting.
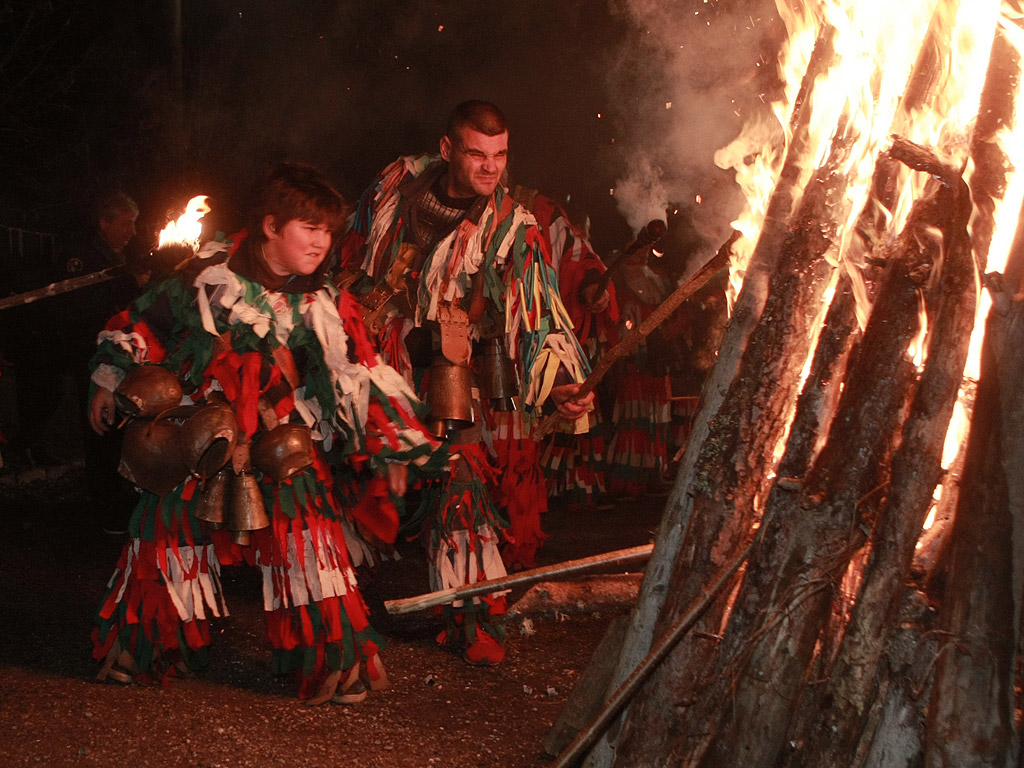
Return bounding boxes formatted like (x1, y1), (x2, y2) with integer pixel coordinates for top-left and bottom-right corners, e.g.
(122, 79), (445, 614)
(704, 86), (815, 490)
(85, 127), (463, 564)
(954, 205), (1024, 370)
(339, 100), (594, 665)
(88, 162), (440, 704)
(60, 190), (146, 534)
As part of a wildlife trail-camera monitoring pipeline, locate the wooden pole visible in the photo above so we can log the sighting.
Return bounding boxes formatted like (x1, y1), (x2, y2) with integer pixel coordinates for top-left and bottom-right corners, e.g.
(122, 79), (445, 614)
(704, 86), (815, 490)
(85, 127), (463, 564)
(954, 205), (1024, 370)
(384, 544), (653, 615)
(553, 541), (753, 768)
(0, 265), (128, 312)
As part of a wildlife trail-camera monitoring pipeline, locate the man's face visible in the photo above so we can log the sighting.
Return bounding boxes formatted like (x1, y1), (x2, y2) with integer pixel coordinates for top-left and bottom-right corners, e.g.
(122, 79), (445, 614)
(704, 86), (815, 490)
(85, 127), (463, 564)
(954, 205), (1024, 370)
(440, 127), (508, 198)
(262, 217), (332, 277)
(99, 210), (138, 253)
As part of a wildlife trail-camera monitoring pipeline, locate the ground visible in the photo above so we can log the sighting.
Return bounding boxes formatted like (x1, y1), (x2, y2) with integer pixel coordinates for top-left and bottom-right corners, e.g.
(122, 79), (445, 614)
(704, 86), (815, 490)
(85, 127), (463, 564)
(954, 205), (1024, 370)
(0, 463), (665, 768)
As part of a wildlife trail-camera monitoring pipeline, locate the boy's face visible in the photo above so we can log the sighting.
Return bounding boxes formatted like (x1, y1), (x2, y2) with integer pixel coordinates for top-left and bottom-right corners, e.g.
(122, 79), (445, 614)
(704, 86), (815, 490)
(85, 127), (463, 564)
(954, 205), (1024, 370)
(262, 217), (332, 276)
(440, 126), (508, 199)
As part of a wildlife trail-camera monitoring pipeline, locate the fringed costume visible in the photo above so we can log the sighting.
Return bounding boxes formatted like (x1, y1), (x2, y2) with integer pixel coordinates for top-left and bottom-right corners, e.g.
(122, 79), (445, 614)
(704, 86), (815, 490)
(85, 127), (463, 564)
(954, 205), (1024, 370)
(521, 191), (619, 512)
(340, 155), (592, 660)
(91, 235), (439, 700)
(605, 260), (674, 497)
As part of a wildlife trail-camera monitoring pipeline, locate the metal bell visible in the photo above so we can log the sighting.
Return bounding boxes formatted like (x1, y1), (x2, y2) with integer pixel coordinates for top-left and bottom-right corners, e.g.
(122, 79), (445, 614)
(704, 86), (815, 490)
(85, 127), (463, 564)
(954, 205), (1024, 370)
(425, 355), (474, 438)
(194, 467), (229, 525)
(477, 337), (518, 411)
(251, 423), (314, 482)
(226, 471), (270, 535)
(118, 417), (189, 496)
(114, 365), (183, 419)
(177, 402), (238, 481)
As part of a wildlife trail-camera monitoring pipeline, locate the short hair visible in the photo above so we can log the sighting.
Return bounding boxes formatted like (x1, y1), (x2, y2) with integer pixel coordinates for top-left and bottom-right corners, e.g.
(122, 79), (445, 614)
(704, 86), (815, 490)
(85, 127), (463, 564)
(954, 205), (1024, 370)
(248, 162), (350, 241)
(445, 100), (508, 141)
(96, 191), (139, 223)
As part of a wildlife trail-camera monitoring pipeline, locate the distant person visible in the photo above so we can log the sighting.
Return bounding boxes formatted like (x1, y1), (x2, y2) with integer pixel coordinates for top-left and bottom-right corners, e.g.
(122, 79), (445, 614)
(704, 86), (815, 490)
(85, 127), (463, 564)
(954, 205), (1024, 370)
(60, 190), (145, 534)
(338, 100), (595, 665)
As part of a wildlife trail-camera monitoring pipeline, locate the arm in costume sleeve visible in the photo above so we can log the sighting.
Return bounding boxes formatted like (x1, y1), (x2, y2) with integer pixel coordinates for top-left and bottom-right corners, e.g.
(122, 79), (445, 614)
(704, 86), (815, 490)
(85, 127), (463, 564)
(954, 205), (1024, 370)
(88, 277), (193, 394)
(334, 290), (443, 474)
(499, 205), (592, 429)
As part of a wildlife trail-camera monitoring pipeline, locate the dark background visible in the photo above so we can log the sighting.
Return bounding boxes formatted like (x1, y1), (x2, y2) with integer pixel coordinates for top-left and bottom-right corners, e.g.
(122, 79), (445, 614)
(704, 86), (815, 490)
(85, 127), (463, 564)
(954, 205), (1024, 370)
(0, 0), (781, 274)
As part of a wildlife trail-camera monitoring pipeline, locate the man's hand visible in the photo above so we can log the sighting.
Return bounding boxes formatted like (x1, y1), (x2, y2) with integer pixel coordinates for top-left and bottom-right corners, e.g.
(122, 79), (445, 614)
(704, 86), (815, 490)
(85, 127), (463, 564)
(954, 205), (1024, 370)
(549, 382), (594, 420)
(581, 282), (610, 314)
(387, 462), (408, 496)
(89, 388), (116, 435)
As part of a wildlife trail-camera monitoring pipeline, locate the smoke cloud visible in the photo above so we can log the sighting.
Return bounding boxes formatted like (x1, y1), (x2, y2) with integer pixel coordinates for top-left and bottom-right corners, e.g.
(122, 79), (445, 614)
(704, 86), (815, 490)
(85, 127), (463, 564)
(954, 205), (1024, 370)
(606, 0), (782, 266)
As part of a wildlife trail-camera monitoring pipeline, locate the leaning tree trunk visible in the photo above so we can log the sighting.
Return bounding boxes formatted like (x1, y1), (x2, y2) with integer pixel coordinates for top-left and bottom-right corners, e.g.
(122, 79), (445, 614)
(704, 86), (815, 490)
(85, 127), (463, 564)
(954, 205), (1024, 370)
(606, 106), (853, 768)
(922, 243), (1024, 768)
(673, 156), (950, 768)
(585, 29), (839, 768)
(785, 147), (975, 768)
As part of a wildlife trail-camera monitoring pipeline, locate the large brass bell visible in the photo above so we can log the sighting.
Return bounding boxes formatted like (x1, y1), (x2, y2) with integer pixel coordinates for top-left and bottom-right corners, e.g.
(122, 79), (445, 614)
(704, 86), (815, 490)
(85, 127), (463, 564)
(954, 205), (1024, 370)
(477, 337), (518, 412)
(114, 365), (183, 419)
(118, 417), (189, 496)
(251, 423), (315, 482)
(226, 470), (270, 543)
(176, 402), (239, 481)
(425, 355), (474, 438)
(194, 467), (229, 525)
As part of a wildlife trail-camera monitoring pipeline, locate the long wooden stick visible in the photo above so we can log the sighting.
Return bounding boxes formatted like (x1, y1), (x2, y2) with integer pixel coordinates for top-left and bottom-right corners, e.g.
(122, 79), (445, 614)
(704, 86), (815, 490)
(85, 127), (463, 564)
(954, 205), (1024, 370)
(0, 265), (128, 311)
(553, 539), (753, 768)
(384, 544), (654, 615)
(538, 231), (738, 437)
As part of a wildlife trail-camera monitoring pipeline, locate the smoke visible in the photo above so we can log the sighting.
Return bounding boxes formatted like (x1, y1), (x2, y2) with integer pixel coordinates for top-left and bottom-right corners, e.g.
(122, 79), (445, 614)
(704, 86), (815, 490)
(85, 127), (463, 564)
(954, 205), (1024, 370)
(607, 0), (782, 264)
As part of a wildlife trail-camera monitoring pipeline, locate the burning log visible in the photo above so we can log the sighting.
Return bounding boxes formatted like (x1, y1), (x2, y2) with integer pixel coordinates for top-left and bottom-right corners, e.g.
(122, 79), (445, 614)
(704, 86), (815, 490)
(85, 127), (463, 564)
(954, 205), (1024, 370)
(923, 273), (1024, 767)
(586, 29), (843, 767)
(785, 144), (975, 768)
(672, 150), (942, 768)
(609, 99), (858, 768)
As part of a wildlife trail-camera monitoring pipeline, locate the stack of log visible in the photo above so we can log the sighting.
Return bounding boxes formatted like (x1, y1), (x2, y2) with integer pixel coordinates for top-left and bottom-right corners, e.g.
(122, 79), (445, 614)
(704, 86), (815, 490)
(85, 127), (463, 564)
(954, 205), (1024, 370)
(553, 6), (1024, 768)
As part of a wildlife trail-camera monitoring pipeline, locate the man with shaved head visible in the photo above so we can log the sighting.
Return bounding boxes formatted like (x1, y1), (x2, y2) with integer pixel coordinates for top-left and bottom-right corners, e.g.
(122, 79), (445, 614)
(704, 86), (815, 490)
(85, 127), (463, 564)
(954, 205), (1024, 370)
(340, 100), (595, 666)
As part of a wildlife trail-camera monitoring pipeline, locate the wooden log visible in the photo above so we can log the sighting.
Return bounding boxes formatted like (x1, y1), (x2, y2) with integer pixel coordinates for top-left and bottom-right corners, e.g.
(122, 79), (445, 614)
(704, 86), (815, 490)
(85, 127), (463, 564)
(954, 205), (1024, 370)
(609, 92), (855, 768)
(787, 151), (975, 768)
(383, 544), (652, 615)
(535, 237), (733, 438)
(0, 265), (128, 311)
(676, 156), (942, 768)
(588, 26), (841, 768)
(923, 278), (1024, 768)
(507, 574), (642, 618)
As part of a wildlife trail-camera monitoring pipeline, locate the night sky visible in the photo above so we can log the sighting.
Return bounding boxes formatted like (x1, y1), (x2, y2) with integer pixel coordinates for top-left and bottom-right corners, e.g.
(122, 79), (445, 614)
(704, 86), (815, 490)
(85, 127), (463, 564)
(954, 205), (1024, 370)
(1, 0), (781, 271)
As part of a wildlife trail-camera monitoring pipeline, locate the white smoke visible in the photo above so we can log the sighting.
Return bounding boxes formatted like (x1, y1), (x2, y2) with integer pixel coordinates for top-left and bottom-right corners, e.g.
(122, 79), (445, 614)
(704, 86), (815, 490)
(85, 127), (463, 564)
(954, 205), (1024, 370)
(609, 0), (781, 262)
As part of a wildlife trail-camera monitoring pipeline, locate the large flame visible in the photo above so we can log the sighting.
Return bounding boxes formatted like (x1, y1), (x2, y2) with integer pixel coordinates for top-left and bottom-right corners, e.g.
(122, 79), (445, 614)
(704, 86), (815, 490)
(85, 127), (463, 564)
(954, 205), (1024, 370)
(708, 0), (1024, 538)
(157, 195), (210, 251)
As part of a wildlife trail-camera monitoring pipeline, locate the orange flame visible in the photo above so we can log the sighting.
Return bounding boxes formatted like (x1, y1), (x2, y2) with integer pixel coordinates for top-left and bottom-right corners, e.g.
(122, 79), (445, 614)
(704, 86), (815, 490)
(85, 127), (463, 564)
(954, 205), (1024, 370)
(157, 195), (210, 251)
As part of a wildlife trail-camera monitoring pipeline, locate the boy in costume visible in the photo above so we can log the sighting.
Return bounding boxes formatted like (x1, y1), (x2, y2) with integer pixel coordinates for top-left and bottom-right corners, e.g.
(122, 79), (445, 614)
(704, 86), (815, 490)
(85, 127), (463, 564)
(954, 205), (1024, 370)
(89, 163), (439, 704)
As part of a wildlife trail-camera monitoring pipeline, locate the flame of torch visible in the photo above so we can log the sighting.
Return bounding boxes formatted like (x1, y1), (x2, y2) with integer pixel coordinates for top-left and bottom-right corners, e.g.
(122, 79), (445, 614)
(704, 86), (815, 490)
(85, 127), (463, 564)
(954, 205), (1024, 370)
(158, 195), (210, 251)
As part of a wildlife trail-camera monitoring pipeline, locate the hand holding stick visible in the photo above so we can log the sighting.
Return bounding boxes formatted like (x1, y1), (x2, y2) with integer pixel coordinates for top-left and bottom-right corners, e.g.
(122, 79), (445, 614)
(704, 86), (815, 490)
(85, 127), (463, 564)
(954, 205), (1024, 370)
(536, 230), (739, 438)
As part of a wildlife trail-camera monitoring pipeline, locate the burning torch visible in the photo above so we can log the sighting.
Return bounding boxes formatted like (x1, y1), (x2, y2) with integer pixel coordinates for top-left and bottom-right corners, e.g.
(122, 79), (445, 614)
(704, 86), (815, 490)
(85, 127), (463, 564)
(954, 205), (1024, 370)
(0, 195), (211, 313)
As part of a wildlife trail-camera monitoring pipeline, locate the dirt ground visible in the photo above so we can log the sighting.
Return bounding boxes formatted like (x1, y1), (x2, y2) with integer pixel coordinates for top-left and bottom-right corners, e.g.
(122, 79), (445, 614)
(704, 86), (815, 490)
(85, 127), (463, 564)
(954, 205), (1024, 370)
(0, 463), (666, 768)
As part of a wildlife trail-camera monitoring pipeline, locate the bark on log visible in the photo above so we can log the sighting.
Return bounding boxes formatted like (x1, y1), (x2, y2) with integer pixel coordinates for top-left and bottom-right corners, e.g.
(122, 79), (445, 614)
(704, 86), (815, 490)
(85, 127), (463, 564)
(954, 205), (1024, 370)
(785, 156), (975, 768)
(607, 112), (853, 768)
(923, 240), (1024, 768)
(585, 26), (841, 768)
(675, 170), (940, 768)
(507, 574), (642, 618)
